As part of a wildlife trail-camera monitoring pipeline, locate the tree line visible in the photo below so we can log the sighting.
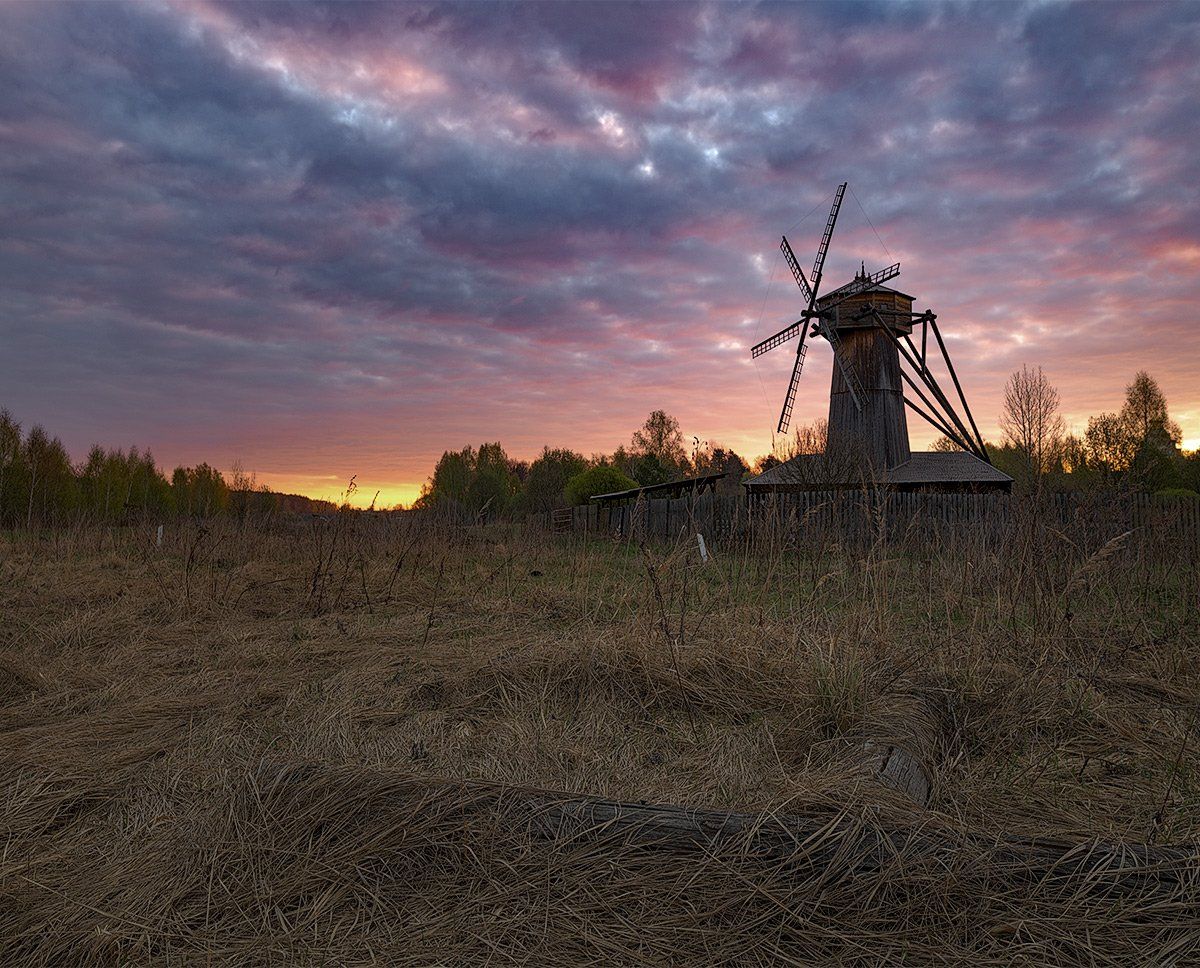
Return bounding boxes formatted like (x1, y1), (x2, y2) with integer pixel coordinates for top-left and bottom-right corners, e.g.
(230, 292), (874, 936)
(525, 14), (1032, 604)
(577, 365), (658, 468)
(0, 409), (335, 528)
(419, 369), (1198, 518)
(414, 410), (752, 518)
(3, 366), (1194, 527)
(949, 368), (1199, 495)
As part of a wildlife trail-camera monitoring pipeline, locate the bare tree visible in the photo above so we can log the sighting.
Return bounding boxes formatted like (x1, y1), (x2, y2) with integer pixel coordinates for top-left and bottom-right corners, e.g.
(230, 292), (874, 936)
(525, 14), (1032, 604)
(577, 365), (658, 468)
(631, 410), (687, 473)
(999, 365), (1065, 489)
(786, 418), (827, 458)
(930, 434), (963, 453)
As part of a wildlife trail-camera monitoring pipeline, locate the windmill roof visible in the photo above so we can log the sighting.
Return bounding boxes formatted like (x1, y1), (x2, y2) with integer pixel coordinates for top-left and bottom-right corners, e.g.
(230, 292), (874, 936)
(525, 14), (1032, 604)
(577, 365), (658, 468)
(747, 451), (1011, 490)
(817, 280), (915, 303)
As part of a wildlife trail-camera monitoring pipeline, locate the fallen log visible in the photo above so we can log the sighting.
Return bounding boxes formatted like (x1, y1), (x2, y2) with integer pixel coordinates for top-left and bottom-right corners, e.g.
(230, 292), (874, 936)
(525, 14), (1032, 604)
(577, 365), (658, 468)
(252, 761), (1200, 896)
(524, 788), (1198, 892)
(856, 687), (943, 806)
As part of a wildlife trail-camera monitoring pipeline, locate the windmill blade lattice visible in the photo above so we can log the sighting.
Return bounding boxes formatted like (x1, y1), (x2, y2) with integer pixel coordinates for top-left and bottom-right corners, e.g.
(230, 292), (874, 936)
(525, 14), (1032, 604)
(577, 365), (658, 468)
(753, 182), (898, 435)
(777, 328), (809, 435)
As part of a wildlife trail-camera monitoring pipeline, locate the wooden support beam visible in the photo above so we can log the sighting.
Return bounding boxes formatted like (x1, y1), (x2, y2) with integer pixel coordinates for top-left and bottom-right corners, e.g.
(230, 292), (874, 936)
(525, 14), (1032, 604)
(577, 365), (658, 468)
(901, 379), (973, 452)
(898, 328), (982, 459)
(873, 308), (986, 462)
(874, 311), (979, 454)
(929, 317), (989, 460)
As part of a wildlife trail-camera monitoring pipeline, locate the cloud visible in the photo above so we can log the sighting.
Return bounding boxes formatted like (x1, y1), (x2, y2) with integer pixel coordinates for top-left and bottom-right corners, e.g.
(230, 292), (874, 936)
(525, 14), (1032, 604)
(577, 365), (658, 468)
(1, 0), (1198, 499)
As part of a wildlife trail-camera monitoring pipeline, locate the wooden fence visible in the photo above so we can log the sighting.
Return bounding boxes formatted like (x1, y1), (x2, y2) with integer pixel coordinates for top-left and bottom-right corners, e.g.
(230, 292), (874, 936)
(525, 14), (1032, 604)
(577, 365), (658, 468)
(539, 491), (1200, 553)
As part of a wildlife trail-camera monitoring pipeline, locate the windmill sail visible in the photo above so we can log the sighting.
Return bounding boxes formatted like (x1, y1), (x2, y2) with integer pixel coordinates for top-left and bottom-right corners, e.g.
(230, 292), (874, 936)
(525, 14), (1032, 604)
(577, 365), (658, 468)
(809, 183), (846, 297)
(777, 332), (809, 434)
(780, 236), (812, 303)
(751, 319), (804, 358)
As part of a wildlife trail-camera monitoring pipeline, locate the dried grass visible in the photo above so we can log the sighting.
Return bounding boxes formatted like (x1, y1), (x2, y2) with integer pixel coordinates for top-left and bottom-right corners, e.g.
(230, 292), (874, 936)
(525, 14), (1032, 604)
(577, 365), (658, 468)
(1, 511), (1198, 964)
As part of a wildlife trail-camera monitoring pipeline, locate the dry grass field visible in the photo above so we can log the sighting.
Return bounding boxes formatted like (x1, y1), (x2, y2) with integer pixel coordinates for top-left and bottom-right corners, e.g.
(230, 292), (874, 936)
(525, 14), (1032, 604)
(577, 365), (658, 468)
(2, 510), (1198, 965)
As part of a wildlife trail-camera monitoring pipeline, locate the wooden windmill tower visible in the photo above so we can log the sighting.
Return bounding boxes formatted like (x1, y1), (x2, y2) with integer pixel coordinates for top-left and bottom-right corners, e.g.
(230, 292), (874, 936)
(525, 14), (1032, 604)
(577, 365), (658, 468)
(750, 183), (1005, 491)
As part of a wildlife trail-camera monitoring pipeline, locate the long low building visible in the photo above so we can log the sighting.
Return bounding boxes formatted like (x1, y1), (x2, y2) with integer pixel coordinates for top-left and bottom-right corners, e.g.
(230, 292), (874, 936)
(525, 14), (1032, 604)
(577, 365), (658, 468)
(745, 450), (1013, 495)
(591, 472), (728, 506)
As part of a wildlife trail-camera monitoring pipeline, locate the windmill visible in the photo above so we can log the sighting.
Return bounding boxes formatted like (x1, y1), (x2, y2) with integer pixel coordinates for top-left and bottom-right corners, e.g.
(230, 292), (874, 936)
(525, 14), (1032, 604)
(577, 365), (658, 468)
(751, 183), (992, 476)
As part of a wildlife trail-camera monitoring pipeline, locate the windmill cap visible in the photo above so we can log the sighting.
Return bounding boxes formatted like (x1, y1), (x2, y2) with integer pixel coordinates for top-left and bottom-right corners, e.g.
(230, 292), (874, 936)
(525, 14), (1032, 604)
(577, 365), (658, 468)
(818, 278), (916, 303)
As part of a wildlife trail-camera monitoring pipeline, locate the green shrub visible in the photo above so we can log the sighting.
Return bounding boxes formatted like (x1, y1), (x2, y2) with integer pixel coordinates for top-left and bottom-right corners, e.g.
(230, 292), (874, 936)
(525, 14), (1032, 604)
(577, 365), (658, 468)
(564, 466), (638, 506)
(1154, 487), (1199, 499)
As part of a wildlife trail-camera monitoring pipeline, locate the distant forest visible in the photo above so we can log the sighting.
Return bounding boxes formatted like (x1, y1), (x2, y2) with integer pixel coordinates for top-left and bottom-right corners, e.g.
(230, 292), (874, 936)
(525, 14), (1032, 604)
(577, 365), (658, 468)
(0, 410), (335, 528)
(1, 369), (1196, 527)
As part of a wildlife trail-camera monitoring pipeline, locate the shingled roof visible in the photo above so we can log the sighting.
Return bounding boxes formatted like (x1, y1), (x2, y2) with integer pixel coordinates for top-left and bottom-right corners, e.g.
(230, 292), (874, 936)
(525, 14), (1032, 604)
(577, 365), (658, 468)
(746, 451), (1012, 492)
(886, 452), (1012, 486)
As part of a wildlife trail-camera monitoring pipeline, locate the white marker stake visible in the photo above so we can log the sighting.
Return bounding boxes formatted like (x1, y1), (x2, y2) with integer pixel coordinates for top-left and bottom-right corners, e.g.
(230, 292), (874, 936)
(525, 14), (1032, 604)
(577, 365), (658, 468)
(696, 533), (709, 563)
(156, 524), (163, 547)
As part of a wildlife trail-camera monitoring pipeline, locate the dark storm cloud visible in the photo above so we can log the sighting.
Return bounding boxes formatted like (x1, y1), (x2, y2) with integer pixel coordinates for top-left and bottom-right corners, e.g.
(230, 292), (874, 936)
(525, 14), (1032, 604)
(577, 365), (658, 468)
(1, 0), (1199, 502)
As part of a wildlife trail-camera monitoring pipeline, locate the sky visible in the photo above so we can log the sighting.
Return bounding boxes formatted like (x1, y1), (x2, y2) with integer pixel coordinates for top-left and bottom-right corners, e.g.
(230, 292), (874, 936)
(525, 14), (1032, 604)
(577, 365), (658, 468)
(2, 1), (1198, 507)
